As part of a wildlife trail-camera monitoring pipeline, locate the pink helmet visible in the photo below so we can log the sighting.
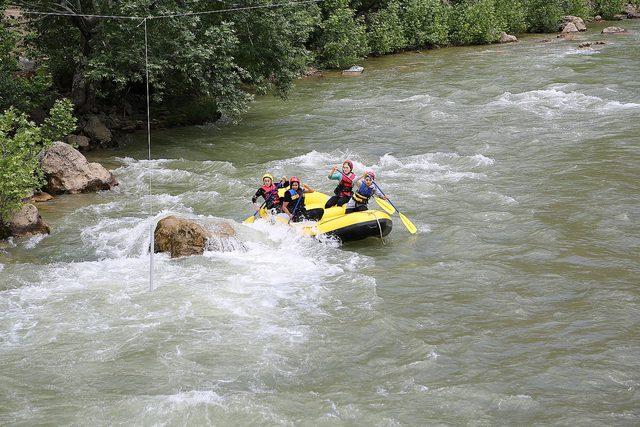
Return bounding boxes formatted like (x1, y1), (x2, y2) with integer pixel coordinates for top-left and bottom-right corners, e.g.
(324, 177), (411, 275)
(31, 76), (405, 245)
(343, 160), (354, 171)
(365, 170), (375, 180)
(289, 176), (300, 185)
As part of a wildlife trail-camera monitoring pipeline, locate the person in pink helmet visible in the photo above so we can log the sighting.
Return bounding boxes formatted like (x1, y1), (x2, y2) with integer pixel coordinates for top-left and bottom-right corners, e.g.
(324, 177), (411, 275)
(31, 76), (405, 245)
(345, 170), (386, 214)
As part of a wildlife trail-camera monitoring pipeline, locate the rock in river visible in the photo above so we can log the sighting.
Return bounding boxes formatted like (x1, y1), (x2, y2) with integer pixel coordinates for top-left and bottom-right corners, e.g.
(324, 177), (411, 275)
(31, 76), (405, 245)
(601, 26), (627, 34)
(5, 204), (50, 238)
(560, 16), (587, 32)
(499, 32), (518, 43)
(40, 142), (118, 194)
(154, 216), (241, 258)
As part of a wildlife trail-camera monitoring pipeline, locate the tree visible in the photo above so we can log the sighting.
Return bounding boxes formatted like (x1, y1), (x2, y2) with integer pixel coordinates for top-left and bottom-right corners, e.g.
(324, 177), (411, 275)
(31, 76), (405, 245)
(449, 0), (499, 45)
(18, 0), (319, 119)
(0, 1), (53, 113)
(315, 5), (369, 68)
(0, 99), (76, 226)
(401, 0), (450, 49)
(367, 0), (406, 55)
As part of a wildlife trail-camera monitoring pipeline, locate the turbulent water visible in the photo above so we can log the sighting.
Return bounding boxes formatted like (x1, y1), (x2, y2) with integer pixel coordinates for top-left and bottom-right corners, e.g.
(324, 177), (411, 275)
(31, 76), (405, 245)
(2, 22), (640, 425)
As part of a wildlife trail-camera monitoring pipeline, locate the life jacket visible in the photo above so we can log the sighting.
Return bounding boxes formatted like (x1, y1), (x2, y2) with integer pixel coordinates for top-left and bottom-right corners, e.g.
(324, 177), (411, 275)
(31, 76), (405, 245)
(334, 172), (356, 197)
(260, 184), (280, 207)
(352, 182), (374, 204)
(287, 188), (305, 209)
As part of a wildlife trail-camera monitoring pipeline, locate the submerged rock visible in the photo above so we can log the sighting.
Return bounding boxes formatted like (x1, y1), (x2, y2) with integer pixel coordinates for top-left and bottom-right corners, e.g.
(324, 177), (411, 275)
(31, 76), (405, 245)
(602, 26), (627, 34)
(499, 32), (518, 43)
(560, 16), (587, 32)
(154, 216), (241, 258)
(342, 66), (364, 76)
(40, 142), (118, 194)
(31, 191), (53, 203)
(6, 204), (50, 238)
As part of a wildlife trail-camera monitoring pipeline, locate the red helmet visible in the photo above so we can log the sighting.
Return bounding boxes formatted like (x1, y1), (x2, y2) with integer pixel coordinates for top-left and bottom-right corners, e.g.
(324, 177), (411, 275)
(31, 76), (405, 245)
(365, 170), (375, 180)
(289, 176), (300, 185)
(342, 160), (353, 171)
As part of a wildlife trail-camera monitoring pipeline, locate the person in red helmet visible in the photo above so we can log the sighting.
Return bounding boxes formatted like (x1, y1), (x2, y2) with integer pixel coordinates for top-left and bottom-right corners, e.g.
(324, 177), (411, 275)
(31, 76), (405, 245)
(282, 176), (315, 222)
(252, 173), (288, 212)
(345, 170), (386, 214)
(325, 160), (356, 208)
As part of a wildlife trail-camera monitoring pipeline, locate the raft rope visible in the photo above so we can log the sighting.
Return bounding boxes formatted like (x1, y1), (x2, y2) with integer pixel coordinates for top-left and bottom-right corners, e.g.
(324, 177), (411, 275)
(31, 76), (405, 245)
(368, 211), (386, 245)
(17, 0), (328, 291)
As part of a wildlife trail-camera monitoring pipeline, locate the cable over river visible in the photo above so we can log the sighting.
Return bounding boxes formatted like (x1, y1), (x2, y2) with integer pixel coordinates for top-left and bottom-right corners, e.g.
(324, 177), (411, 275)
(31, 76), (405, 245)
(1, 21), (639, 424)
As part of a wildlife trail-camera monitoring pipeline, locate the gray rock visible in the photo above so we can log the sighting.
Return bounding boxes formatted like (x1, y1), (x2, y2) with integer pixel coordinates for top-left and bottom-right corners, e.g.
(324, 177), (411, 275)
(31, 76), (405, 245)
(7, 204), (50, 238)
(154, 217), (241, 258)
(499, 31), (518, 43)
(602, 26), (627, 34)
(342, 66), (364, 76)
(560, 16), (587, 31)
(82, 115), (112, 146)
(40, 142), (118, 194)
(67, 134), (91, 150)
(562, 22), (579, 33)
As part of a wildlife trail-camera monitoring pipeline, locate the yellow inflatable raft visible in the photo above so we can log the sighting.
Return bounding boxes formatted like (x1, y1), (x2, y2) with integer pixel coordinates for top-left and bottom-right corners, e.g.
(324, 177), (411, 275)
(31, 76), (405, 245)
(257, 189), (393, 242)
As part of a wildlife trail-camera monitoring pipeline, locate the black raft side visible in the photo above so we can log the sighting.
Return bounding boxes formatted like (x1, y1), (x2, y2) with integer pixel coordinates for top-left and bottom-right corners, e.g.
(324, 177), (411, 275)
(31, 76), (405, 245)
(326, 218), (392, 242)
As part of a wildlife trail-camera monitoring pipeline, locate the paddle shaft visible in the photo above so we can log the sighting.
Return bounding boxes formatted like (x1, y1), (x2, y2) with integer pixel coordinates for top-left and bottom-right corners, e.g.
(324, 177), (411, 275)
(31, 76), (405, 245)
(371, 182), (399, 212)
(287, 189), (304, 224)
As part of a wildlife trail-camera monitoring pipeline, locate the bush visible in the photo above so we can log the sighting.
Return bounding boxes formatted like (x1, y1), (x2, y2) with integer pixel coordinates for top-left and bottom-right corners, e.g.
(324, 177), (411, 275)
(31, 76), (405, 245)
(561, 0), (592, 18)
(401, 0), (450, 48)
(0, 9), (53, 113)
(525, 0), (563, 33)
(0, 100), (76, 223)
(494, 0), (526, 34)
(367, 0), (407, 55)
(449, 0), (499, 45)
(316, 7), (369, 68)
(593, 0), (624, 19)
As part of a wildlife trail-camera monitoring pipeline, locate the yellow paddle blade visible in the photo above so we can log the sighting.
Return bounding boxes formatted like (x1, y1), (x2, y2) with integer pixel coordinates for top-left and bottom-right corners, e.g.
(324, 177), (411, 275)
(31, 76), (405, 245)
(243, 215), (256, 224)
(375, 197), (395, 214)
(399, 213), (417, 234)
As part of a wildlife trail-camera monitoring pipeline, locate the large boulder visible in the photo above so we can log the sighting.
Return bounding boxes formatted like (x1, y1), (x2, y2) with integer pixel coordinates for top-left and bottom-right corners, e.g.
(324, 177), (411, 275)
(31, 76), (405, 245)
(154, 216), (241, 258)
(7, 204), (50, 238)
(561, 22), (579, 33)
(601, 26), (627, 34)
(560, 16), (587, 31)
(498, 31), (518, 43)
(40, 142), (118, 194)
(82, 115), (112, 147)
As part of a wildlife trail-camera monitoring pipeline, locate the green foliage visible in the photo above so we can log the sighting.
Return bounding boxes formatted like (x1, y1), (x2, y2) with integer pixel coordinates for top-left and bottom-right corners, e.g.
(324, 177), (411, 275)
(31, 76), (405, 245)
(561, 0), (592, 18)
(24, 0), (319, 119)
(525, 0), (563, 32)
(367, 1), (406, 55)
(449, 0), (499, 45)
(0, 7), (53, 113)
(0, 100), (76, 223)
(593, 0), (624, 18)
(401, 0), (449, 48)
(315, 7), (369, 68)
(42, 99), (77, 142)
(494, 0), (527, 34)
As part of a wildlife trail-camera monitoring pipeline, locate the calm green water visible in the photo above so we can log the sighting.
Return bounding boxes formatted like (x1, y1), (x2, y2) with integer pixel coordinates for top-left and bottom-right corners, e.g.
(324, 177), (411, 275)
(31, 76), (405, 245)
(2, 22), (639, 425)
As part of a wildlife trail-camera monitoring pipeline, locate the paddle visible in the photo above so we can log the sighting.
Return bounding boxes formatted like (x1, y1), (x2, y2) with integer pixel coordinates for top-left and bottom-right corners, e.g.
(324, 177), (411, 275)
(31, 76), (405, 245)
(374, 196), (395, 215)
(287, 188), (304, 224)
(372, 182), (417, 234)
(243, 193), (276, 224)
(335, 168), (394, 214)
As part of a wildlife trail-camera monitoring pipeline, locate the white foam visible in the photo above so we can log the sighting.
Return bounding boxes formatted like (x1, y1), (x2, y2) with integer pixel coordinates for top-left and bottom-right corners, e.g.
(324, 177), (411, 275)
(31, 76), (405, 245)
(490, 89), (640, 116)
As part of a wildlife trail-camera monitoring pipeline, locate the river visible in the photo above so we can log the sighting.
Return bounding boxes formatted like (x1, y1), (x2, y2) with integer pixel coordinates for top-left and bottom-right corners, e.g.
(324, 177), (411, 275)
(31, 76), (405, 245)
(1, 21), (639, 425)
